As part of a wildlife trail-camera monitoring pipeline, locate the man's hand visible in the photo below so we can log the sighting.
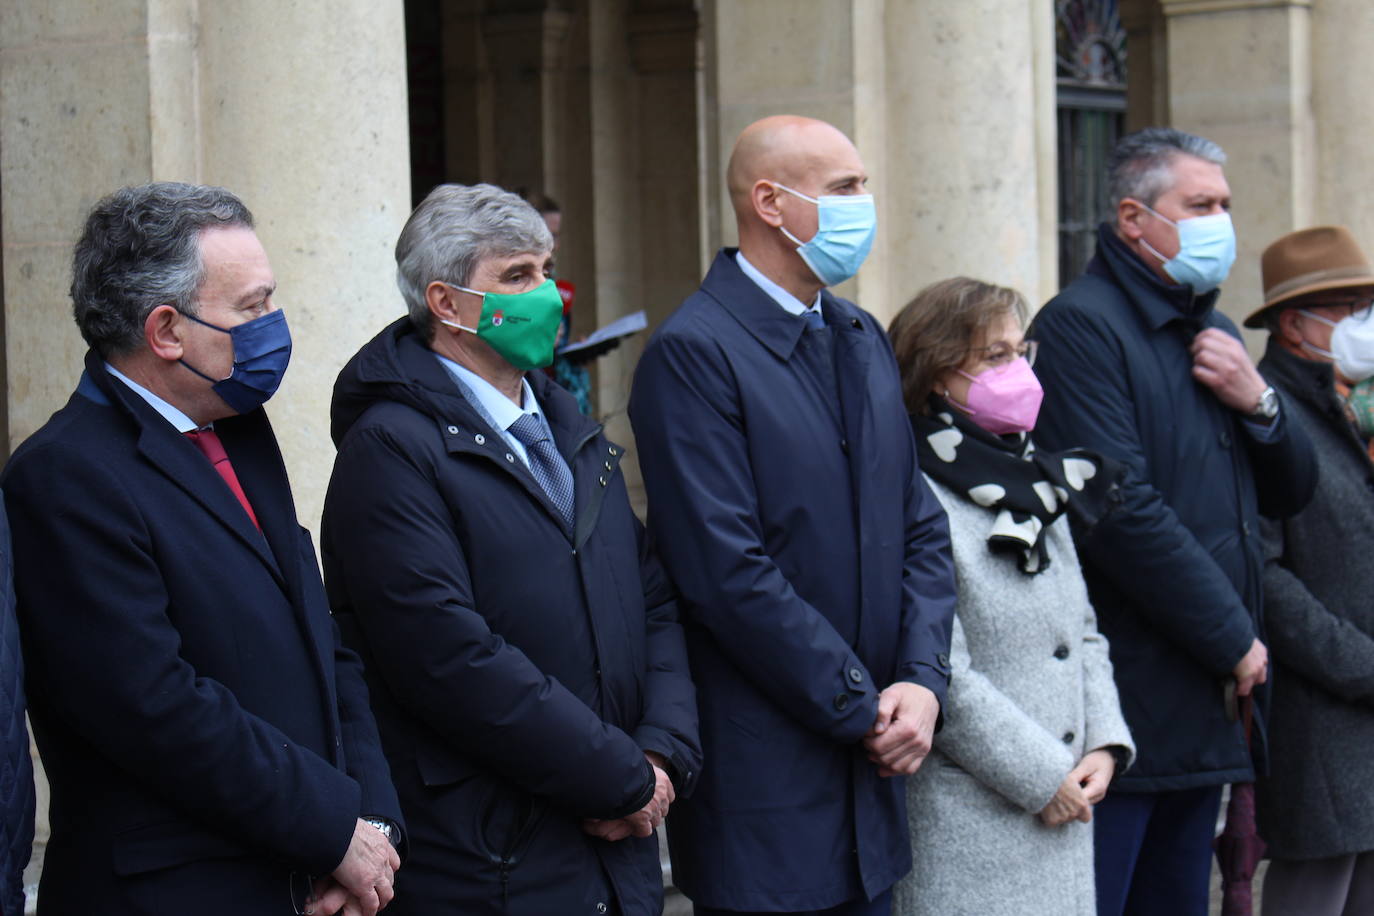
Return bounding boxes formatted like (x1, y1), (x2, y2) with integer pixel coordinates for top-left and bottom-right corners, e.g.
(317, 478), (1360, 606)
(1039, 770), (1093, 827)
(1068, 748), (1117, 806)
(862, 682), (939, 778)
(1191, 328), (1268, 414)
(1233, 637), (1269, 697)
(581, 755), (675, 842)
(312, 818), (400, 916)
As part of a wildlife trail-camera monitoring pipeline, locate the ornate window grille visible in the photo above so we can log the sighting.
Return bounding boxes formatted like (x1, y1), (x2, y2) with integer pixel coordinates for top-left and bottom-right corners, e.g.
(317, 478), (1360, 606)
(1056, 0), (1128, 287)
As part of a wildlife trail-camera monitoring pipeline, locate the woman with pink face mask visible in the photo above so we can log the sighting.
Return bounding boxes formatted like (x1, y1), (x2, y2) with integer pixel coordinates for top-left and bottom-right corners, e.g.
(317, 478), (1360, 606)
(886, 277), (1135, 916)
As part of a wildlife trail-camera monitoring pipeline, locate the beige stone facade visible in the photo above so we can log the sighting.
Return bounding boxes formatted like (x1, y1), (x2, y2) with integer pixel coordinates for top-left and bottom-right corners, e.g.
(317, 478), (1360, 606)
(2, 0), (1371, 904)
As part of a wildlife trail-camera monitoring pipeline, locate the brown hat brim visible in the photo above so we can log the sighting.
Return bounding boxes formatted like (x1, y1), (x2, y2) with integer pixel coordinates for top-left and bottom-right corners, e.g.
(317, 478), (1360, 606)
(1244, 273), (1374, 328)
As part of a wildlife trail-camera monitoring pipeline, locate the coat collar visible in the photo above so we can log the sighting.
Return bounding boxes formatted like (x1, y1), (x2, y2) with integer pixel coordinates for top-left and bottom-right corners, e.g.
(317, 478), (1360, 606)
(1259, 335), (1341, 413)
(701, 248), (869, 360)
(351, 320), (608, 539)
(78, 350), (287, 585)
(1090, 222), (1222, 331)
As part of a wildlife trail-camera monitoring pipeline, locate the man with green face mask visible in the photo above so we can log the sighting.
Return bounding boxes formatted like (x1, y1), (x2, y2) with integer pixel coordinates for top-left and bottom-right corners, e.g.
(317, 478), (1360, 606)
(322, 183), (701, 916)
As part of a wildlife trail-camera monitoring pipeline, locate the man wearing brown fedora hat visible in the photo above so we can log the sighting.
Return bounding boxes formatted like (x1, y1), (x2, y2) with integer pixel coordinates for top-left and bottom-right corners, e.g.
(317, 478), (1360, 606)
(1029, 127), (1317, 916)
(1246, 226), (1374, 915)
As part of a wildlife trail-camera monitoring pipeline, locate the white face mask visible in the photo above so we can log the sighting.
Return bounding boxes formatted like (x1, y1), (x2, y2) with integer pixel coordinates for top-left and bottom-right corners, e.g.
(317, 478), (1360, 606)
(1300, 306), (1374, 382)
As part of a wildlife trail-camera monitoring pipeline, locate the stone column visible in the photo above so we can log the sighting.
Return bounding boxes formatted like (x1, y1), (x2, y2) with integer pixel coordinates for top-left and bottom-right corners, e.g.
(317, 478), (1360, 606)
(1161, 0), (1315, 344)
(877, 1), (1055, 316)
(1312, 0), (1374, 254)
(1, 0), (411, 527)
(699, 0), (1054, 324)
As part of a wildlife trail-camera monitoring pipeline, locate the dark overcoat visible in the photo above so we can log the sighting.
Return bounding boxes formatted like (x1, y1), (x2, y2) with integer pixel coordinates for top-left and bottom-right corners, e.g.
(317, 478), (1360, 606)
(1029, 225), (1316, 791)
(1255, 340), (1374, 860)
(0, 494), (33, 916)
(0, 352), (401, 914)
(322, 319), (701, 916)
(628, 249), (957, 911)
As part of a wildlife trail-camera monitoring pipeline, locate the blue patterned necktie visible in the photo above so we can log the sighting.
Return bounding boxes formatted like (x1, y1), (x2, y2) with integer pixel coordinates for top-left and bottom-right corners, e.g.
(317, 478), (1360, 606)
(508, 413), (575, 529)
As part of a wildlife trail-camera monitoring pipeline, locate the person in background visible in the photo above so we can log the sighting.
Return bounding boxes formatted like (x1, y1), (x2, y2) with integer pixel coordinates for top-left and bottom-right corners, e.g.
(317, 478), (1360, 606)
(1029, 127), (1316, 916)
(0, 182), (401, 915)
(0, 493), (34, 916)
(630, 114), (956, 916)
(528, 192), (595, 413)
(1243, 226), (1374, 916)
(322, 183), (700, 915)
(887, 277), (1134, 916)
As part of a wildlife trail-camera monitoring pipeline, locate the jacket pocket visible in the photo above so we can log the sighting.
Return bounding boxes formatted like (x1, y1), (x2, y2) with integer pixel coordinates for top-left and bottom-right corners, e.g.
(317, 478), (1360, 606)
(474, 785), (549, 906)
(111, 821), (250, 876)
(414, 733), (484, 788)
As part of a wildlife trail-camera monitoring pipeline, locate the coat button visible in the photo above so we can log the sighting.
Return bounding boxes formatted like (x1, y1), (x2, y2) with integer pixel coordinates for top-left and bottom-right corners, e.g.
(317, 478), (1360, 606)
(834, 693), (850, 711)
(446, 425), (459, 435)
(505, 453), (515, 463)
(1054, 645), (1069, 660)
(604, 461), (613, 471)
(851, 318), (862, 329)
(848, 666), (863, 684)
(599, 476), (608, 487)
(937, 653), (950, 667)
(1218, 431), (1232, 448)
(840, 438), (849, 454)
(608, 446), (618, 456)
(597, 904), (608, 914)
(474, 433), (486, 445)
(1063, 731), (1075, 744)
(1242, 521), (1252, 536)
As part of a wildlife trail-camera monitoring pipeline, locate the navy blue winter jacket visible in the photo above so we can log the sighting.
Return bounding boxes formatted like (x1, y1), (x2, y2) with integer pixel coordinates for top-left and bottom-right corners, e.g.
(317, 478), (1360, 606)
(1030, 225), (1316, 790)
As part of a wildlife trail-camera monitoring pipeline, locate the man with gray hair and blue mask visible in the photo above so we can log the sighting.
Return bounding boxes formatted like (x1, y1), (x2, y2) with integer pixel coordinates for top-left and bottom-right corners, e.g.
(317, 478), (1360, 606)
(1, 182), (402, 915)
(1030, 128), (1316, 914)
(322, 183), (700, 915)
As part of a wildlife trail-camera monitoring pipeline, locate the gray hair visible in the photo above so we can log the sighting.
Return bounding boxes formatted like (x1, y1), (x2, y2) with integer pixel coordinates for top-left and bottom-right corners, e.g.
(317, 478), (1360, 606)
(395, 183), (553, 339)
(70, 182), (254, 356)
(1108, 127), (1227, 210)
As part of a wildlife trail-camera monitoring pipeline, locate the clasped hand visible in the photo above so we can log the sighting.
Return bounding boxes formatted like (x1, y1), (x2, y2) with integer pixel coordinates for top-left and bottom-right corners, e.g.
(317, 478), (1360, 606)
(305, 818), (401, 916)
(863, 682), (939, 778)
(583, 752), (675, 842)
(1038, 749), (1116, 827)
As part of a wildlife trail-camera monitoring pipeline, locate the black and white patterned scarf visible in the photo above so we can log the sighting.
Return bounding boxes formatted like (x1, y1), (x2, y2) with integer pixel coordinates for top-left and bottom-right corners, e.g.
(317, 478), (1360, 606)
(912, 394), (1124, 574)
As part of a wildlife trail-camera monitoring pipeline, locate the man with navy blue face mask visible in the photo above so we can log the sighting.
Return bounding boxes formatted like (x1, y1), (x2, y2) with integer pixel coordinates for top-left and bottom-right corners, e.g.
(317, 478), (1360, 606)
(0, 183), (402, 915)
(630, 116), (957, 915)
(1030, 129), (1317, 915)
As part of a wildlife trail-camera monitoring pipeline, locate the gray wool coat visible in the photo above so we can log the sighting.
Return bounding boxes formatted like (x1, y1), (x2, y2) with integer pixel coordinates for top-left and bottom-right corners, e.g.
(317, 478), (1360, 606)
(893, 477), (1135, 916)
(1256, 340), (1374, 861)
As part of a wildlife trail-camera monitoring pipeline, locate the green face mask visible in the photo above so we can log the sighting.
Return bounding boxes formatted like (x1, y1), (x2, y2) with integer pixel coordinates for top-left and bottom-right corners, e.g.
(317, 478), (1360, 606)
(441, 278), (564, 370)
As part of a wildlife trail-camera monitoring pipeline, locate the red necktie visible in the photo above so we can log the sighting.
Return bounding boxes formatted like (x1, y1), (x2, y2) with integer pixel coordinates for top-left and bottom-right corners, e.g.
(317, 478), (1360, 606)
(184, 429), (260, 530)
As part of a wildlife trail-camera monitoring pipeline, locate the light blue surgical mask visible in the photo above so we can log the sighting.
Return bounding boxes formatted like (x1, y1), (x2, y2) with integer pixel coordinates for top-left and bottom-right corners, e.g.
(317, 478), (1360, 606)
(1137, 203), (1236, 293)
(773, 182), (877, 287)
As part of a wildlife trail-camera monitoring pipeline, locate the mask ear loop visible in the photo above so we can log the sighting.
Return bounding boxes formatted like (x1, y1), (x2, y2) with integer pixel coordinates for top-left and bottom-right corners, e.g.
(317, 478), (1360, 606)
(1132, 201), (1177, 267)
(437, 282), (483, 335)
(771, 182), (817, 250)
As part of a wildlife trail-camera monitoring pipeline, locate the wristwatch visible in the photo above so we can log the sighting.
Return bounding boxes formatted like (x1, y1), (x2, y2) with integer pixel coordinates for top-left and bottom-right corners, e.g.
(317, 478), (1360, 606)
(1248, 386), (1279, 420)
(362, 816), (398, 849)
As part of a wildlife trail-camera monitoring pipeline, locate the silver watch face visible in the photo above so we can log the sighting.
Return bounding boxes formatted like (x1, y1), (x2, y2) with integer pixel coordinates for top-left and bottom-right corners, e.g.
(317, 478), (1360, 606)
(1257, 388), (1279, 418)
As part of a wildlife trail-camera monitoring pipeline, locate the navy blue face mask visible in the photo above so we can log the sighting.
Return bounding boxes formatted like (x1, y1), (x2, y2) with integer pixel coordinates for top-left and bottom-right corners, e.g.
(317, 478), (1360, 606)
(179, 309), (292, 414)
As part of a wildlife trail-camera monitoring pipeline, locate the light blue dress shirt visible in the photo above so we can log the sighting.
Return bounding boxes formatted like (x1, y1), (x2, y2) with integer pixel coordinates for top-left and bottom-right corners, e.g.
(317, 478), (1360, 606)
(735, 250), (823, 320)
(433, 354), (550, 469)
(104, 363), (199, 433)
